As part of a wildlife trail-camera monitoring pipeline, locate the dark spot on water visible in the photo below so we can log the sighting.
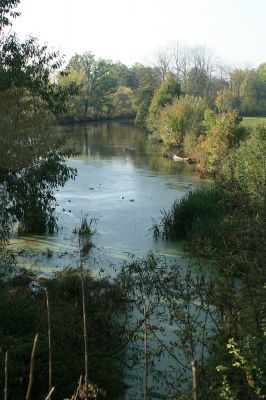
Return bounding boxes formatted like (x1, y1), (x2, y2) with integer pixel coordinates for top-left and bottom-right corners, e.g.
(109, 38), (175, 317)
(62, 208), (65, 211)
(69, 210), (71, 212)
(130, 199), (135, 202)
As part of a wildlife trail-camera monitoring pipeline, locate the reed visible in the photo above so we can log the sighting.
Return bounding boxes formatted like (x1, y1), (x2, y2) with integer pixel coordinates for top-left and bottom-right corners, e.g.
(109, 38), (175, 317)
(153, 187), (222, 240)
(45, 290), (52, 399)
(78, 239), (89, 396)
(44, 387), (55, 400)
(191, 360), (198, 400)
(144, 303), (148, 400)
(4, 351), (8, 400)
(25, 334), (38, 400)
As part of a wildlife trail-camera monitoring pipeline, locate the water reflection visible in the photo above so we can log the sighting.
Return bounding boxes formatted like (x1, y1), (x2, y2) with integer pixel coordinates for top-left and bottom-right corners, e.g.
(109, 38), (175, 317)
(61, 121), (195, 175)
(14, 122), (203, 273)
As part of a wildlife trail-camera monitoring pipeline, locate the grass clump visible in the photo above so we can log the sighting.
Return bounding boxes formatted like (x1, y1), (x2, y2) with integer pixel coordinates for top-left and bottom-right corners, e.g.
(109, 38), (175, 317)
(46, 247), (53, 258)
(81, 239), (94, 256)
(74, 216), (96, 237)
(153, 179), (265, 274)
(154, 187), (223, 240)
(73, 216), (97, 256)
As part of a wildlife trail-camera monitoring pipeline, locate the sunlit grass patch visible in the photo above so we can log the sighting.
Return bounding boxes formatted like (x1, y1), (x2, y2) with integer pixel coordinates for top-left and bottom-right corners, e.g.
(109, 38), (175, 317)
(241, 116), (266, 127)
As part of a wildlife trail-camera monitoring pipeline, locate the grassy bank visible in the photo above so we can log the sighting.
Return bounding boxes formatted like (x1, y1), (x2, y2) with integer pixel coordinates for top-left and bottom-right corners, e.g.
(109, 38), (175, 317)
(241, 116), (266, 127)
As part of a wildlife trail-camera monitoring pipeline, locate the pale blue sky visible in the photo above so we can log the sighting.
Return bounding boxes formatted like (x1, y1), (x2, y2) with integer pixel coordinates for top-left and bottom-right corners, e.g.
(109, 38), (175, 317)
(13, 0), (266, 67)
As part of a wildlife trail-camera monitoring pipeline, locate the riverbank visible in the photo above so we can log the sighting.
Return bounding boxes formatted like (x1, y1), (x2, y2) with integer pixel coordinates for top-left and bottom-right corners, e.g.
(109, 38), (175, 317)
(0, 267), (128, 399)
(57, 116), (135, 126)
(2, 122), (265, 399)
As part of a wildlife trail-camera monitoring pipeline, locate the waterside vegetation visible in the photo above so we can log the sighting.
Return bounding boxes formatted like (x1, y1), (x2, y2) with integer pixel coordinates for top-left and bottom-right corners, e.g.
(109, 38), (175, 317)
(0, 0), (266, 399)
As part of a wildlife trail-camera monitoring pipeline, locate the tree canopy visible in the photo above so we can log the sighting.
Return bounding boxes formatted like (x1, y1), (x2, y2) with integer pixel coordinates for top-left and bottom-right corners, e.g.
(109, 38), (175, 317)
(0, 2), (76, 236)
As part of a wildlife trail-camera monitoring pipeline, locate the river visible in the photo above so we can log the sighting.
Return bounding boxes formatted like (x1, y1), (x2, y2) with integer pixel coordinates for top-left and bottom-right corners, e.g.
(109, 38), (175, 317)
(13, 121), (202, 275)
(12, 122), (204, 274)
(12, 121), (209, 399)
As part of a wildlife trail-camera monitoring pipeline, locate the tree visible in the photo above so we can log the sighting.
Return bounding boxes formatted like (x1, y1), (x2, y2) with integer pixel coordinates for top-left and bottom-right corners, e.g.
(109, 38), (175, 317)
(59, 52), (117, 120)
(198, 111), (245, 175)
(149, 73), (181, 111)
(111, 86), (135, 119)
(148, 95), (207, 150)
(134, 84), (156, 129)
(131, 63), (161, 128)
(222, 126), (266, 211)
(215, 63), (266, 116)
(0, 0), (20, 30)
(183, 46), (218, 103)
(0, 3), (76, 235)
(152, 42), (222, 105)
(147, 73), (181, 132)
(110, 61), (138, 89)
(153, 48), (171, 80)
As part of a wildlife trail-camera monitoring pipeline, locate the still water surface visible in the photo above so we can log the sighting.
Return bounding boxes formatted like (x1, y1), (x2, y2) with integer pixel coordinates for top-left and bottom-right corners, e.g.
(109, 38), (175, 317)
(15, 122), (203, 274)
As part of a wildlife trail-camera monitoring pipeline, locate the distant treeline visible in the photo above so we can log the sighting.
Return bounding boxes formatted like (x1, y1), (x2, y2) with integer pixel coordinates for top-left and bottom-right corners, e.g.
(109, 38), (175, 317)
(57, 44), (266, 126)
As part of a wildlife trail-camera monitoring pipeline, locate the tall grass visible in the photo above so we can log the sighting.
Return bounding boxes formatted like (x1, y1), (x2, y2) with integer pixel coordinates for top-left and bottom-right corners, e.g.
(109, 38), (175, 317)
(154, 188), (223, 240)
(74, 216), (96, 237)
(73, 216), (97, 255)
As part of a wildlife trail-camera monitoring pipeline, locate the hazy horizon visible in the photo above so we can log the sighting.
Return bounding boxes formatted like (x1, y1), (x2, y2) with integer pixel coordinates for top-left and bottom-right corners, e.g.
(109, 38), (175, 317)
(12, 0), (266, 68)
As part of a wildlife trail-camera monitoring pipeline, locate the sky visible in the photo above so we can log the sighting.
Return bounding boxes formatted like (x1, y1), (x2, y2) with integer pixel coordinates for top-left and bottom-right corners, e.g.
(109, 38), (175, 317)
(12, 0), (266, 68)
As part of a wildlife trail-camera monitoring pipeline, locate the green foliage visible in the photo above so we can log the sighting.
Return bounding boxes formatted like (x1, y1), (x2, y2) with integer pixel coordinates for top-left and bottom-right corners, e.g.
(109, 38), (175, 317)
(149, 95), (207, 150)
(0, 8), (76, 236)
(134, 84), (156, 128)
(214, 328), (266, 400)
(116, 251), (266, 399)
(153, 121), (265, 271)
(147, 73), (181, 132)
(221, 126), (266, 210)
(216, 65), (266, 117)
(111, 85), (135, 119)
(110, 62), (139, 89)
(198, 111), (246, 175)
(153, 187), (222, 240)
(226, 337), (266, 398)
(132, 63), (161, 128)
(185, 66), (211, 98)
(58, 52), (117, 120)
(0, 268), (128, 399)
(116, 253), (216, 398)
(242, 117), (266, 127)
(149, 73), (181, 113)
(0, 34), (70, 114)
(0, 89), (76, 234)
(0, 0), (20, 29)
